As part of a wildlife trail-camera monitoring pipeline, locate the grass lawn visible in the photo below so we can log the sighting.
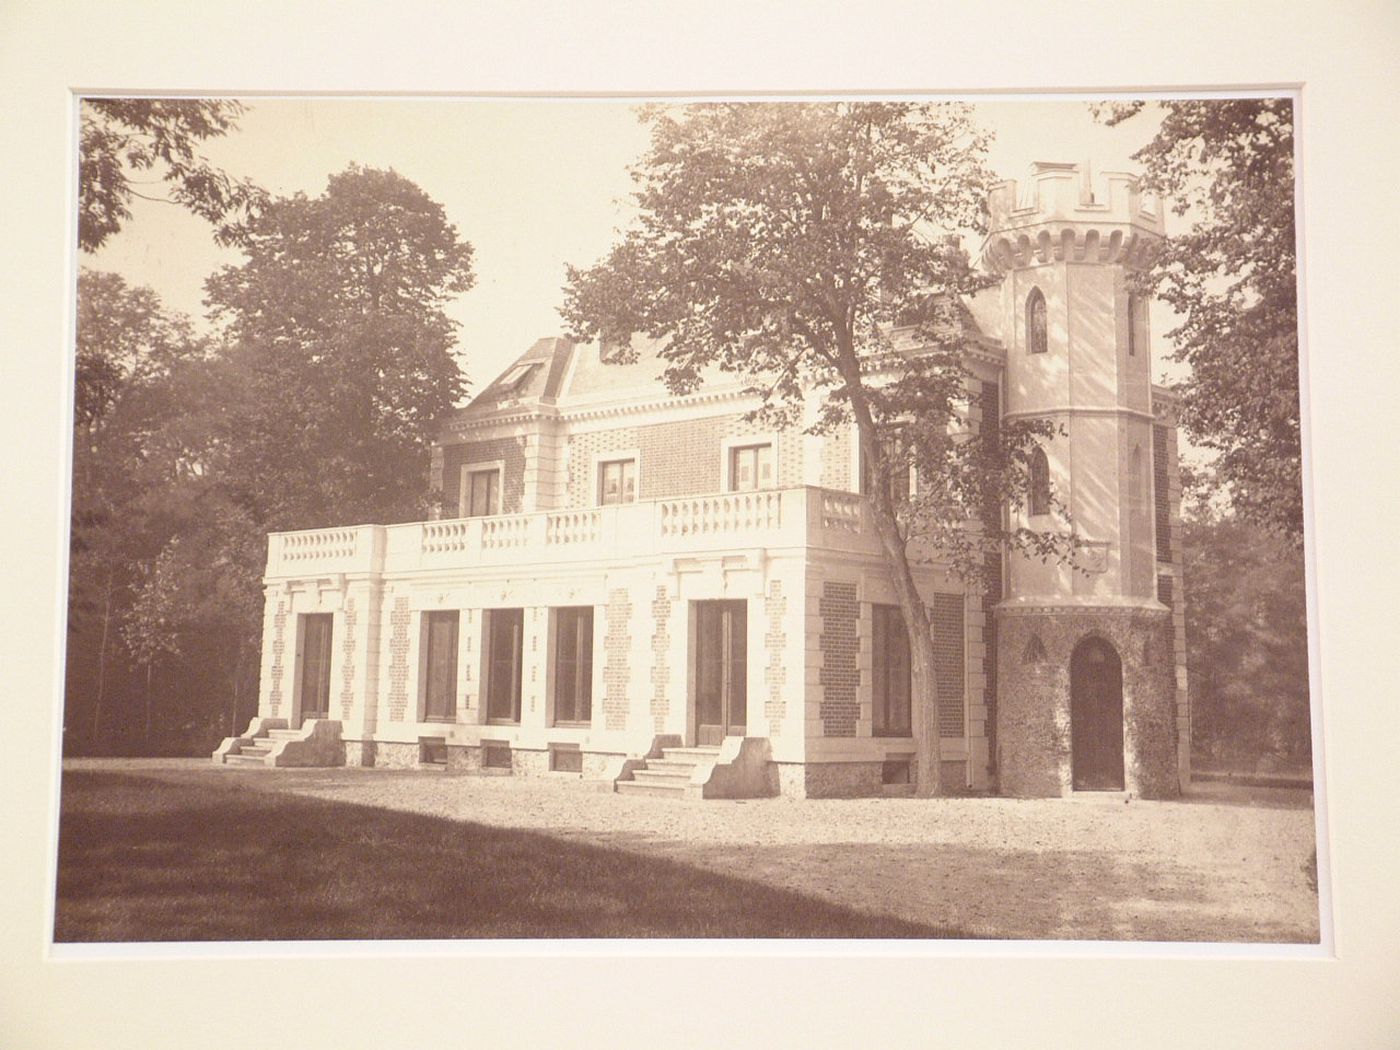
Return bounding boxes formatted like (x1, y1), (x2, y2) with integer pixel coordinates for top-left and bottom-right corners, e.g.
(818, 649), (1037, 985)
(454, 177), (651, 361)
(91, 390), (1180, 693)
(54, 771), (968, 941)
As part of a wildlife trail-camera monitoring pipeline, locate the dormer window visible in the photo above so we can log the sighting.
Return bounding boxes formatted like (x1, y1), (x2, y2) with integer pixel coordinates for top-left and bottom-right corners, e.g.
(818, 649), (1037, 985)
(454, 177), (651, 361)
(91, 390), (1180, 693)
(499, 363), (538, 393)
(1028, 446), (1051, 517)
(1027, 288), (1048, 355)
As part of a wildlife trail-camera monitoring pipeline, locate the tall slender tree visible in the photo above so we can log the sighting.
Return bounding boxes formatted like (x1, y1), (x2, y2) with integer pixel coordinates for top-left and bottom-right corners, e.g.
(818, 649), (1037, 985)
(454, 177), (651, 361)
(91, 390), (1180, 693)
(563, 103), (1073, 796)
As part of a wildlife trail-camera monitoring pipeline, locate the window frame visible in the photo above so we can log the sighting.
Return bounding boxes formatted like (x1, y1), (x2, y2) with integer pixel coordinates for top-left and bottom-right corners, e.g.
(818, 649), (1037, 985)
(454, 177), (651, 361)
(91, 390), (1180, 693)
(460, 463), (503, 518)
(1028, 446), (1051, 518)
(551, 606), (594, 727)
(483, 608), (524, 724)
(871, 604), (913, 738)
(1026, 286), (1048, 355)
(859, 426), (913, 504)
(727, 442), (775, 492)
(597, 457), (638, 506)
(421, 609), (460, 722)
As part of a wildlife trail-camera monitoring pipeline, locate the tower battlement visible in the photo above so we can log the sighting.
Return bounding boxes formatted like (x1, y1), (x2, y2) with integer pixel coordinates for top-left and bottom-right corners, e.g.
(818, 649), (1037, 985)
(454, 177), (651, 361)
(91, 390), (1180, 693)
(981, 161), (1165, 274)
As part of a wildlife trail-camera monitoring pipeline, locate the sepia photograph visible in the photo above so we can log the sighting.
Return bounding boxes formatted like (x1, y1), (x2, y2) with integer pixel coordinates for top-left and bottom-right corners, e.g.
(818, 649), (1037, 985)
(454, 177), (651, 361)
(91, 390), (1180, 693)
(53, 93), (1322, 946)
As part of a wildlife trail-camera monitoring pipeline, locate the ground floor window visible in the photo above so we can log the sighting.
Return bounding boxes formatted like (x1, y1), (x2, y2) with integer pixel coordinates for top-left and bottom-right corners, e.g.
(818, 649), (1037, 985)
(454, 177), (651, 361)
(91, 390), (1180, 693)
(485, 608), (523, 723)
(871, 604), (912, 737)
(422, 610), (459, 721)
(552, 606), (593, 725)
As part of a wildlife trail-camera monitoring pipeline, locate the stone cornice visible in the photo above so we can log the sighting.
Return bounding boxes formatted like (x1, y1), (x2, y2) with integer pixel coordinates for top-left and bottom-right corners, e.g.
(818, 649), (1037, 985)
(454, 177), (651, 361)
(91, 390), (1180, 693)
(1002, 405), (1158, 424)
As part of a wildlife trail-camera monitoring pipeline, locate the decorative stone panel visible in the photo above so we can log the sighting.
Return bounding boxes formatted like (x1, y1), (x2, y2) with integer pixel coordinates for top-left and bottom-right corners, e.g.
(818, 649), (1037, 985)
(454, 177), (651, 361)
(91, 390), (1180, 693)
(386, 594), (411, 722)
(818, 581), (859, 737)
(995, 605), (1177, 798)
(650, 586), (671, 732)
(339, 596), (358, 721)
(604, 588), (633, 731)
(764, 580), (787, 734)
(268, 600), (287, 717)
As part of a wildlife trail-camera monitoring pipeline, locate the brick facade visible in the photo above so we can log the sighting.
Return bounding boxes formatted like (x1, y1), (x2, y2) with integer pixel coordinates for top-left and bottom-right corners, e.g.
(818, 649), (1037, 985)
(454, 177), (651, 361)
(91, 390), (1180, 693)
(930, 593), (966, 738)
(650, 586), (671, 732)
(441, 436), (528, 515)
(603, 588), (632, 731)
(338, 596), (357, 722)
(764, 580), (787, 735)
(386, 594), (411, 722)
(268, 600), (287, 718)
(819, 581), (860, 737)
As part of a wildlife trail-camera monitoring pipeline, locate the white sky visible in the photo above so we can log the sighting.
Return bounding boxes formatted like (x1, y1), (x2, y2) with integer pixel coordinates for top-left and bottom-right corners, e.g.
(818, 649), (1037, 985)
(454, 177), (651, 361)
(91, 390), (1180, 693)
(86, 97), (1175, 395)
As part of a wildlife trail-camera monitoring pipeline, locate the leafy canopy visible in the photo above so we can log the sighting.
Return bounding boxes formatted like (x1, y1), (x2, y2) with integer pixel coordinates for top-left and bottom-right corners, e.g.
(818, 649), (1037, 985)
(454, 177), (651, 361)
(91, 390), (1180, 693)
(79, 98), (267, 252)
(204, 164), (476, 529)
(1096, 99), (1302, 541)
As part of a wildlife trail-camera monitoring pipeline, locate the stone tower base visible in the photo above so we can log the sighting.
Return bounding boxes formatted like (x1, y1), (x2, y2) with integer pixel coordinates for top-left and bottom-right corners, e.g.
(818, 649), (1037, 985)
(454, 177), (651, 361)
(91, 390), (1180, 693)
(995, 604), (1178, 799)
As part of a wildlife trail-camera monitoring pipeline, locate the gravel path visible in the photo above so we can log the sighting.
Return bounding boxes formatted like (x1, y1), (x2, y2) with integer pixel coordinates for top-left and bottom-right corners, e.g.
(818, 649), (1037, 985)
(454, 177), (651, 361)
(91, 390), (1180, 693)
(66, 759), (1321, 942)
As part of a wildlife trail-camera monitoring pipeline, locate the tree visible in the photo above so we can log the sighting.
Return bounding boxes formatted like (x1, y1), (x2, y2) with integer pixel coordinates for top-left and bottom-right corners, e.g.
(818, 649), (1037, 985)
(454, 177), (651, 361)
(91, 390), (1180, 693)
(79, 98), (266, 252)
(204, 165), (476, 530)
(562, 103), (1072, 796)
(1095, 99), (1303, 542)
(1180, 488), (1311, 771)
(69, 270), (205, 747)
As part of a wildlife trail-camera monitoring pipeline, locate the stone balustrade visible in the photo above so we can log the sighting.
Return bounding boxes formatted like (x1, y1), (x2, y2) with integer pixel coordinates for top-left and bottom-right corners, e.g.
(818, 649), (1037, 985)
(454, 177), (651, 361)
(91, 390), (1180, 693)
(264, 486), (897, 579)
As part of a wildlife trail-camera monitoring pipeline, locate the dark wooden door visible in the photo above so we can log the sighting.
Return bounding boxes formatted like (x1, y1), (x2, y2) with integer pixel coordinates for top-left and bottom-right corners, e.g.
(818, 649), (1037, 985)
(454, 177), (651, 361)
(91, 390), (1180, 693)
(423, 610), (459, 721)
(1070, 637), (1125, 790)
(695, 600), (747, 746)
(486, 608), (523, 723)
(298, 613), (334, 725)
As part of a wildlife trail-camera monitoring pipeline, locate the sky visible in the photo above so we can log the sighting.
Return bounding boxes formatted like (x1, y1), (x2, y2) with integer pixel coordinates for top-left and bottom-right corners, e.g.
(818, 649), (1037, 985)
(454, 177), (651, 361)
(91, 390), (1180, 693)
(85, 97), (1176, 396)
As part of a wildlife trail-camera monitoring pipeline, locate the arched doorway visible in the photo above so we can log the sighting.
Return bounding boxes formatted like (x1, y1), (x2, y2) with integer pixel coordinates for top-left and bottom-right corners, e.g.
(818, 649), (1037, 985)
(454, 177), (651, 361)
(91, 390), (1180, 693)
(1070, 637), (1124, 790)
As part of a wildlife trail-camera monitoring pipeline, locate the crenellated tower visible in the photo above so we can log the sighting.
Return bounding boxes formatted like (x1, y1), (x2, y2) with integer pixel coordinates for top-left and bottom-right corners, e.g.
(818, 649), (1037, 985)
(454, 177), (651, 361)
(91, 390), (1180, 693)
(982, 162), (1180, 798)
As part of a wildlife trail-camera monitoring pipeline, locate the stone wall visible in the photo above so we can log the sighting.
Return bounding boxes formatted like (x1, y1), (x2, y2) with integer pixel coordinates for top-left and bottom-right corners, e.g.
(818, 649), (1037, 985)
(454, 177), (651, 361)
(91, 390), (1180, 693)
(776, 760), (884, 799)
(995, 605), (1177, 798)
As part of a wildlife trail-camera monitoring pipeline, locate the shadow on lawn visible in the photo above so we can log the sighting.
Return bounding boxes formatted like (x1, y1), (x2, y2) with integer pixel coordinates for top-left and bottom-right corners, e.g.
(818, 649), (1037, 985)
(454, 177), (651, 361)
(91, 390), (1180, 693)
(55, 771), (966, 942)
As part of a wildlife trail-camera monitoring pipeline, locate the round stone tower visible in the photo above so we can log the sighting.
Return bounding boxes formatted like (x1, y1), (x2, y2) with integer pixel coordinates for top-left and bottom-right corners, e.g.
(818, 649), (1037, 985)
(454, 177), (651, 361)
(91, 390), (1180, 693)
(982, 162), (1179, 798)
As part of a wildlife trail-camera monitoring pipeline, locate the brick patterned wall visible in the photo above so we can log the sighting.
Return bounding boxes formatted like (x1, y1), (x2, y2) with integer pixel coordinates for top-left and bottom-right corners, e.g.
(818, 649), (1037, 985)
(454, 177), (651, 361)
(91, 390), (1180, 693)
(930, 593), (965, 738)
(566, 426), (639, 508)
(1157, 573), (1174, 606)
(764, 580), (787, 734)
(268, 600), (287, 717)
(1153, 424), (1171, 563)
(339, 596), (357, 721)
(650, 586), (671, 732)
(565, 414), (803, 507)
(820, 427), (852, 491)
(386, 594), (411, 722)
(442, 436), (527, 515)
(604, 588), (632, 731)
(819, 581), (859, 736)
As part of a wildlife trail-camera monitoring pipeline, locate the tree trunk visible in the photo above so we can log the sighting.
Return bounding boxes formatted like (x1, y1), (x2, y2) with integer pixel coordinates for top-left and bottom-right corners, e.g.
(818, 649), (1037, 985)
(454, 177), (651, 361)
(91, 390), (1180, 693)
(143, 661), (154, 748)
(229, 643), (244, 738)
(90, 568), (115, 748)
(842, 369), (943, 798)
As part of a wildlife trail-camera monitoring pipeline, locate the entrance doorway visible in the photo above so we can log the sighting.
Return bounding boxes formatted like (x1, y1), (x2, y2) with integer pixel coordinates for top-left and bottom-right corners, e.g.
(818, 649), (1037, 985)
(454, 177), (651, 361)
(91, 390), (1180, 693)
(1070, 636), (1125, 790)
(694, 600), (747, 746)
(297, 613), (334, 726)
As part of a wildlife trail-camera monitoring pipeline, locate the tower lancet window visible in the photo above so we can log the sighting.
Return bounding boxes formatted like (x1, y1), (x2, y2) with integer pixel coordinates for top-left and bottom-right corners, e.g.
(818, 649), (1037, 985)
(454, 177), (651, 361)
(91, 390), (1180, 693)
(1127, 292), (1139, 357)
(1027, 287), (1048, 355)
(1028, 446), (1051, 517)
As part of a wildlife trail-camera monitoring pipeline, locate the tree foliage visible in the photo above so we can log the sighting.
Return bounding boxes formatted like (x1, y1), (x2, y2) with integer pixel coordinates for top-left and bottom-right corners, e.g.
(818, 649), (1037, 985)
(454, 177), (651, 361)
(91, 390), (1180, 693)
(79, 98), (266, 252)
(1095, 99), (1302, 541)
(563, 103), (1073, 795)
(204, 164), (476, 529)
(1181, 492), (1312, 771)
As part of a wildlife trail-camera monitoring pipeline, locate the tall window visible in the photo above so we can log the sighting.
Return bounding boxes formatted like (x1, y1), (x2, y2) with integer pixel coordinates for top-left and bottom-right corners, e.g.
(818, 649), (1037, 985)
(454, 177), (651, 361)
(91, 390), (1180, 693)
(872, 604), (912, 737)
(485, 608), (524, 723)
(1028, 446), (1051, 517)
(423, 610), (459, 721)
(1128, 445), (1146, 512)
(1027, 287), (1048, 355)
(1126, 292), (1139, 357)
(463, 467), (500, 517)
(598, 458), (637, 505)
(552, 607), (594, 725)
(729, 443), (774, 491)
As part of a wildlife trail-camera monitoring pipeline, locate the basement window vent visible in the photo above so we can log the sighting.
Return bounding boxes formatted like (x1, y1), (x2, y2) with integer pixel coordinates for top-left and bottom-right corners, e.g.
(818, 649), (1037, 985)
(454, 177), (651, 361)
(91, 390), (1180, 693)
(549, 746), (583, 774)
(482, 742), (512, 770)
(882, 759), (912, 786)
(419, 739), (448, 766)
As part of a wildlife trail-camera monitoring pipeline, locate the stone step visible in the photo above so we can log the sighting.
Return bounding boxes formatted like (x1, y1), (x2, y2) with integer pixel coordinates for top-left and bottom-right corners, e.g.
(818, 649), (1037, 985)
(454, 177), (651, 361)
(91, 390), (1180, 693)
(659, 747), (722, 763)
(267, 729), (303, 739)
(631, 768), (694, 786)
(616, 779), (688, 799)
(238, 745), (272, 757)
(644, 758), (709, 774)
(224, 753), (269, 766)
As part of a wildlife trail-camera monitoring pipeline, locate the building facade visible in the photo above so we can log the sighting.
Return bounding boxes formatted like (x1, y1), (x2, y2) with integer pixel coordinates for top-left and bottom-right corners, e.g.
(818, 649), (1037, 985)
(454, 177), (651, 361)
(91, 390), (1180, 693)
(220, 162), (1190, 799)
